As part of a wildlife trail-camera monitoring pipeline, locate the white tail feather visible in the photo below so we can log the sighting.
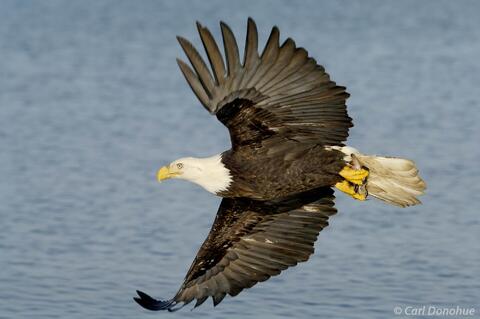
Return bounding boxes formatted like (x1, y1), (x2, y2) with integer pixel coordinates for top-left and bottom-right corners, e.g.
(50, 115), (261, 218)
(335, 147), (426, 207)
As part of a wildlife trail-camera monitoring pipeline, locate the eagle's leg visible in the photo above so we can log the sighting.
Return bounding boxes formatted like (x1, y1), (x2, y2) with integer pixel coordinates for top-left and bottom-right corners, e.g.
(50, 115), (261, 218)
(335, 180), (367, 201)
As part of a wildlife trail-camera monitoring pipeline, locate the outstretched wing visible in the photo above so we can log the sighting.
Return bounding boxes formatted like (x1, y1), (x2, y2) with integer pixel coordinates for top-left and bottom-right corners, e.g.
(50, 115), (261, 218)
(134, 188), (337, 311)
(177, 18), (352, 148)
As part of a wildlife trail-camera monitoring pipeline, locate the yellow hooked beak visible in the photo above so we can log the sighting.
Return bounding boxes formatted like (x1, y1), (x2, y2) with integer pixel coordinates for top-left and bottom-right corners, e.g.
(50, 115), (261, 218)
(157, 166), (180, 182)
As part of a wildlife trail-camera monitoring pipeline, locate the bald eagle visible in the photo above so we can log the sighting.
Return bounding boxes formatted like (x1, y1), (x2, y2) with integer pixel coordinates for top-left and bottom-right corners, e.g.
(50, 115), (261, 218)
(134, 18), (426, 311)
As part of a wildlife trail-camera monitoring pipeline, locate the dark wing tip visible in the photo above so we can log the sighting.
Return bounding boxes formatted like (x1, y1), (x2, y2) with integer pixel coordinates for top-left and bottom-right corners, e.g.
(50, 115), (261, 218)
(196, 21), (204, 32)
(176, 35), (187, 45)
(134, 290), (176, 311)
(247, 17), (258, 33)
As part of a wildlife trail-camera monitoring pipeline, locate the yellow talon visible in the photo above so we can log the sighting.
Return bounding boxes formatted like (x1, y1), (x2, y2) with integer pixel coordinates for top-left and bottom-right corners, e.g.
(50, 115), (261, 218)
(339, 166), (369, 185)
(335, 180), (367, 201)
(335, 180), (356, 196)
(351, 191), (367, 201)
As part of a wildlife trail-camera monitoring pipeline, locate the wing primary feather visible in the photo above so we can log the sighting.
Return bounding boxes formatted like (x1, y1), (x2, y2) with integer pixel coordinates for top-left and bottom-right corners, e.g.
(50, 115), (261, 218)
(256, 38), (296, 92)
(177, 36), (216, 96)
(194, 296), (208, 308)
(133, 290), (177, 311)
(220, 21), (241, 76)
(262, 48), (308, 92)
(245, 26), (280, 88)
(243, 17), (259, 69)
(176, 58), (212, 112)
(261, 26), (280, 60)
(238, 18), (261, 89)
(196, 21), (226, 85)
(213, 293), (226, 307)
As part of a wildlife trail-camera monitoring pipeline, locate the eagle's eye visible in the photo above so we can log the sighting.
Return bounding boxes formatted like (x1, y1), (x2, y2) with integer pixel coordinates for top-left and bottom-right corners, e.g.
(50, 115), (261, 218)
(176, 163), (184, 169)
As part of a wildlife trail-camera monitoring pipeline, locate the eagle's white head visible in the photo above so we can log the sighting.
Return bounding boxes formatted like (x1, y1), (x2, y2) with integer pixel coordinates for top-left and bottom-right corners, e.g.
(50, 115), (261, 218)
(157, 154), (232, 194)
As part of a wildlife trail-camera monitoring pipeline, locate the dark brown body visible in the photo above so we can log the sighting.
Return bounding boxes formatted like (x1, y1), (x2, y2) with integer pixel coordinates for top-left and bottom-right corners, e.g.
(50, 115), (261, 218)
(219, 144), (345, 200)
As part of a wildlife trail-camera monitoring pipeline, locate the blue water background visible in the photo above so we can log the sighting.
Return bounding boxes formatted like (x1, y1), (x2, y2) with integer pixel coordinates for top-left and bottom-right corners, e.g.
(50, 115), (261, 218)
(1, 1), (479, 318)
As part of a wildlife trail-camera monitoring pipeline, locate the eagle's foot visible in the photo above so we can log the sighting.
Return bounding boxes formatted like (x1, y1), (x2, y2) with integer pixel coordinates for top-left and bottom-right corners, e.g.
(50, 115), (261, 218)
(335, 180), (367, 201)
(339, 165), (369, 185)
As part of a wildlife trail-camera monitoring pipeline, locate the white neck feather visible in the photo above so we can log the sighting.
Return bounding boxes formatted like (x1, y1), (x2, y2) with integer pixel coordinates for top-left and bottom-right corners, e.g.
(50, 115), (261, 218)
(176, 154), (232, 194)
